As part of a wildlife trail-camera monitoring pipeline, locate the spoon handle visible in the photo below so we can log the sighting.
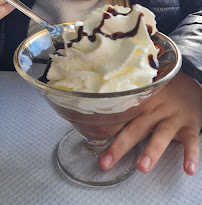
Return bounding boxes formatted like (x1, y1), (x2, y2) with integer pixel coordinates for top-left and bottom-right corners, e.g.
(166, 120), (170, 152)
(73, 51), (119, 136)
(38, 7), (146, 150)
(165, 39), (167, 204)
(5, 0), (53, 28)
(5, 0), (72, 49)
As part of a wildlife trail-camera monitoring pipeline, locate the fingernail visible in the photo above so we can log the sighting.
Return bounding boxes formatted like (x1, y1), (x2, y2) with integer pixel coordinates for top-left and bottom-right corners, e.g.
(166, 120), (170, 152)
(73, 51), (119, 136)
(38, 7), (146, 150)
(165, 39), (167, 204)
(99, 153), (112, 168)
(138, 155), (151, 172)
(185, 161), (196, 175)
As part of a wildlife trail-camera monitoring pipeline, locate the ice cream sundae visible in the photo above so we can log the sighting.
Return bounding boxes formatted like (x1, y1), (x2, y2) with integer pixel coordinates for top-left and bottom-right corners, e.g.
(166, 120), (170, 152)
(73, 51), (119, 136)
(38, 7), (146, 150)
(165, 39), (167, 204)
(15, 3), (181, 186)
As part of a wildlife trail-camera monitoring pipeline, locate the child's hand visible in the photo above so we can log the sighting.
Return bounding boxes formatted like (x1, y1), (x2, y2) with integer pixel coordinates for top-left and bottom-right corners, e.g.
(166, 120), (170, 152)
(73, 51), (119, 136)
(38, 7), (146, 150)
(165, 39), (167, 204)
(98, 72), (202, 176)
(0, 0), (14, 19)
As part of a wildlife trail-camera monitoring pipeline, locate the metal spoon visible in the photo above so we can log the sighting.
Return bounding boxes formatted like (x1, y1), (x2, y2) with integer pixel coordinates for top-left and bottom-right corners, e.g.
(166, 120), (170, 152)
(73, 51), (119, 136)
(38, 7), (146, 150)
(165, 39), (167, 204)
(5, 0), (74, 49)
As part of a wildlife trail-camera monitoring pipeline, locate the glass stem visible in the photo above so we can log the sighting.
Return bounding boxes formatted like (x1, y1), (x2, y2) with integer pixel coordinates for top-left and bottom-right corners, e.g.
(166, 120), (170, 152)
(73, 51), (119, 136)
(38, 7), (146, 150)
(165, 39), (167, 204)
(84, 138), (111, 152)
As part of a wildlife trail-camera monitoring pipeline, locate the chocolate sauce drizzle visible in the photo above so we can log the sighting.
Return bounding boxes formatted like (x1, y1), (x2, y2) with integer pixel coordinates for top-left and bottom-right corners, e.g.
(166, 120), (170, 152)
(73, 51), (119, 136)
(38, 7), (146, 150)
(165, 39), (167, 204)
(38, 51), (62, 83)
(148, 41), (166, 70)
(38, 60), (51, 83)
(154, 42), (164, 58)
(67, 26), (85, 48)
(146, 25), (153, 36)
(148, 54), (158, 69)
(67, 6), (146, 48)
(107, 6), (133, 16)
(39, 5), (162, 84)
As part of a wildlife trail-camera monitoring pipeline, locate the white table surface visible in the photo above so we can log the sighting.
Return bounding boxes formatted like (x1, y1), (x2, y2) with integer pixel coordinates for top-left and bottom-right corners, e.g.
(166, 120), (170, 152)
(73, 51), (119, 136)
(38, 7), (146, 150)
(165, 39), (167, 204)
(0, 71), (202, 205)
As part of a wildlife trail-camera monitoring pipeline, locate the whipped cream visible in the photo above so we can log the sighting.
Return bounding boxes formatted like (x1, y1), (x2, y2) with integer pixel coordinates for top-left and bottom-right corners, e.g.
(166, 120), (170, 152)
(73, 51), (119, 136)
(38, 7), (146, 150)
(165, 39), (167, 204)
(47, 4), (159, 93)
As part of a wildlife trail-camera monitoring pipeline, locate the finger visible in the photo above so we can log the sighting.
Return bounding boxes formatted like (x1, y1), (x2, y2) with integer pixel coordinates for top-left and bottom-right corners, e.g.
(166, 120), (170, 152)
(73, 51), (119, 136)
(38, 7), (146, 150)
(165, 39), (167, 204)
(98, 112), (162, 170)
(178, 127), (200, 176)
(0, 0), (6, 5)
(0, 3), (15, 19)
(136, 119), (179, 173)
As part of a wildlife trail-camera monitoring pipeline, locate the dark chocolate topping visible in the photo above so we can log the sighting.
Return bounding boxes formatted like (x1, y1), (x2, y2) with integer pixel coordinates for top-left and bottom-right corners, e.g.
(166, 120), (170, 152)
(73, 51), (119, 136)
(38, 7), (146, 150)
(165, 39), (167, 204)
(38, 60), (52, 83)
(146, 25), (153, 36)
(148, 54), (158, 69)
(154, 42), (164, 58)
(67, 26), (84, 48)
(106, 6), (132, 16)
(67, 5), (145, 47)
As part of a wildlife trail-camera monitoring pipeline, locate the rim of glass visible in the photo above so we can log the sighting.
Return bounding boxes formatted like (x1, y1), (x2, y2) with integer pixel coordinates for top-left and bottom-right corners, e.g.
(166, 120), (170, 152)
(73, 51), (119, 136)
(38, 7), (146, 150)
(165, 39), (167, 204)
(14, 27), (182, 98)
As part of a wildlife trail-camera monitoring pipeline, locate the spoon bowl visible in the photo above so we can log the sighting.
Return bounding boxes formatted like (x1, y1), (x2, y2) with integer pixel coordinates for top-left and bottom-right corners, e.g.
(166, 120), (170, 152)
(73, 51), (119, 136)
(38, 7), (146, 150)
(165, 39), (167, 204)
(5, 0), (74, 49)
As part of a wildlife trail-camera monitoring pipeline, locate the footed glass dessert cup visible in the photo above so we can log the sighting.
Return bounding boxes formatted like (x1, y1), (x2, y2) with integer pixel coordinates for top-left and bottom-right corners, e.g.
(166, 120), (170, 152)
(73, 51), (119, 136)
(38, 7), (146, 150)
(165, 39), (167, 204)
(14, 24), (182, 186)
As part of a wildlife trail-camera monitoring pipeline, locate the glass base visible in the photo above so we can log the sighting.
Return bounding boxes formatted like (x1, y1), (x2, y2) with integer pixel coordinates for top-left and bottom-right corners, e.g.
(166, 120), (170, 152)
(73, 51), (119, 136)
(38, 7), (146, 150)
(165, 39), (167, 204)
(57, 129), (140, 187)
